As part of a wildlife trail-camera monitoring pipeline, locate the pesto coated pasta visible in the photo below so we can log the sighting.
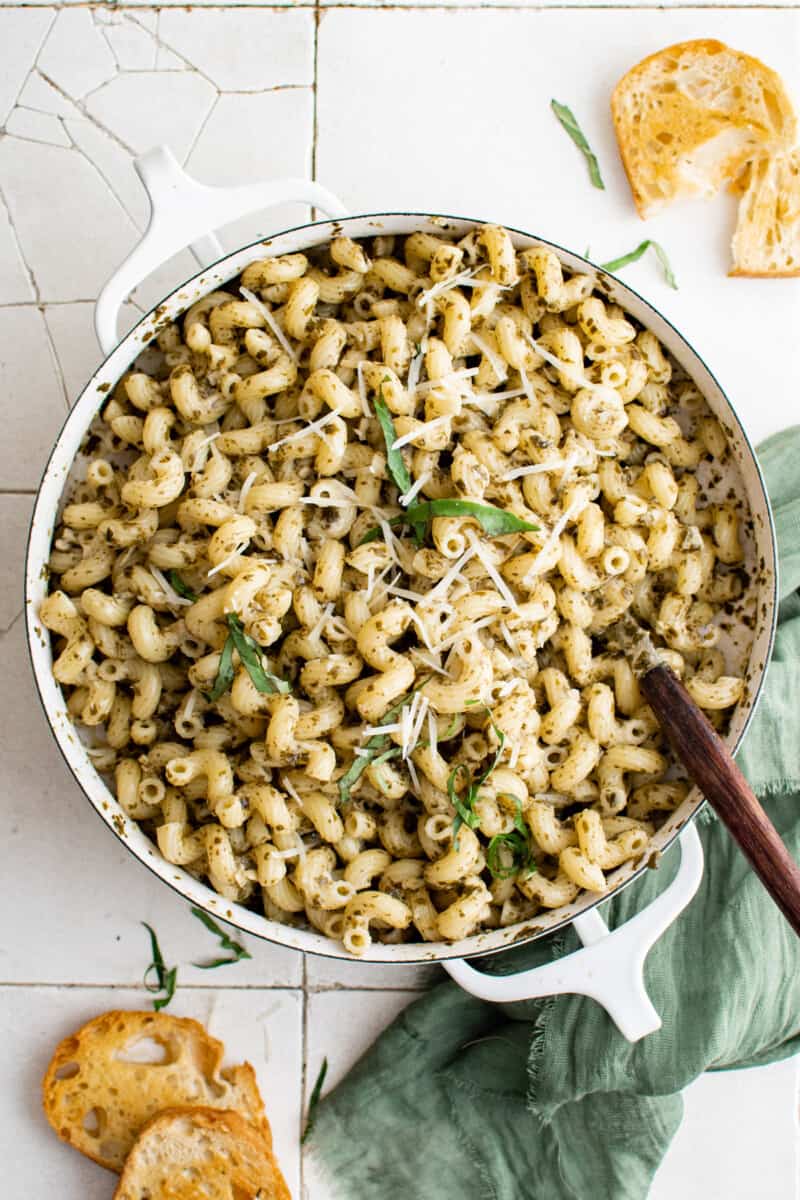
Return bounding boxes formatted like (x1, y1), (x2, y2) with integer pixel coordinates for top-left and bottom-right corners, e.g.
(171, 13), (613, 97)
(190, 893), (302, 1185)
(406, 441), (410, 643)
(41, 225), (752, 955)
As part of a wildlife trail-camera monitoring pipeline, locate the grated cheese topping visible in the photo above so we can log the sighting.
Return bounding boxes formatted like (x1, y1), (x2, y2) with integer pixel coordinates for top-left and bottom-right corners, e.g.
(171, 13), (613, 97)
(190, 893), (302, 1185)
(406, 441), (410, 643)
(240, 286), (298, 362)
(148, 565), (193, 608)
(391, 414), (451, 452)
(470, 332), (508, 383)
(238, 470), (259, 513)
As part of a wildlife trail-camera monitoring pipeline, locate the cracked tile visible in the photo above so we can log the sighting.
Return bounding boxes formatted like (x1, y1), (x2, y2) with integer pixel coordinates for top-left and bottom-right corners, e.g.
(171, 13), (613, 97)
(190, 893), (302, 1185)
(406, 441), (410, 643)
(158, 9), (315, 91)
(38, 10), (117, 101)
(185, 89), (314, 252)
(0, 137), (137, 302)
(18, 70), (80, 119)
(0, 308), (66, 489)
(0, 9), (53, 125)
(44, 301), (139, 406)
(0, 495), (32, 631)
(154, 42), (189, 72)
(84, 71), (216, 161)
(6, 107), (71, 148)
(65, 116), (150, 229)
(0, 195), (35, 303)
(99, 14), (159, 72)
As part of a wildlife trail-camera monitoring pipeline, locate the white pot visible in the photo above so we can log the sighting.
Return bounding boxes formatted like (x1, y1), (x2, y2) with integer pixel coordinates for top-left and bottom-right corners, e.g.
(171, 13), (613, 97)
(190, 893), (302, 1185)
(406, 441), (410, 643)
(24, 146), (778, 1041)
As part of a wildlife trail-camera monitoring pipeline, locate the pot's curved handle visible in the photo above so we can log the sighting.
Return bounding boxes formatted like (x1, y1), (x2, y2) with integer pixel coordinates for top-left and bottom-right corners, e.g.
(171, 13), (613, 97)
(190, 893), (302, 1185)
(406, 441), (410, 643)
(443, 821), (704, 1042)
(94, 145), (349, 356)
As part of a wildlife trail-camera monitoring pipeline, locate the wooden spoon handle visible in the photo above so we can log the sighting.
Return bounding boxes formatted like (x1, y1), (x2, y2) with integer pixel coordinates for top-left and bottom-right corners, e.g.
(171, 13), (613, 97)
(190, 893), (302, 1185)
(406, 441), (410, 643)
(641, 664), (800, 939)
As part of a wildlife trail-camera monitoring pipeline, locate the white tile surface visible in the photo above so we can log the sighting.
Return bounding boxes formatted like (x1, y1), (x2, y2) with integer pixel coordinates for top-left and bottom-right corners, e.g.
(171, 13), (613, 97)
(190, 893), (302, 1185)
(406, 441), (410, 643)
(0, 9), (54, 122)
(158, 8), (314, 90)
(651, 1060), (800, 1200)
(0, 307), (67, 488)
(1, 4), (799, 1199)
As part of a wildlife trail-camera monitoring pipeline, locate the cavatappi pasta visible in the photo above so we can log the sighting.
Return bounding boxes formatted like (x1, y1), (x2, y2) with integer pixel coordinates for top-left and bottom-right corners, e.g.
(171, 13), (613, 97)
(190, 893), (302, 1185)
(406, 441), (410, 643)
(41, 225), (753, 955)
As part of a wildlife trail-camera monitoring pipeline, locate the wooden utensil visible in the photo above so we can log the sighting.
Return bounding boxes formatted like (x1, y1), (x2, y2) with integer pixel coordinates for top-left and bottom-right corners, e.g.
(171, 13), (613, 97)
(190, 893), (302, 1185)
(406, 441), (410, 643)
(614, 616), (800, 938)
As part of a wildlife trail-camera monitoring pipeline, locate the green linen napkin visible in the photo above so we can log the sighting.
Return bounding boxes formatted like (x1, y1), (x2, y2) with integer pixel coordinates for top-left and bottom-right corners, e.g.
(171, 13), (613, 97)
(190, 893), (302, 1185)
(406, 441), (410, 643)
(312, 426), (800, 1200)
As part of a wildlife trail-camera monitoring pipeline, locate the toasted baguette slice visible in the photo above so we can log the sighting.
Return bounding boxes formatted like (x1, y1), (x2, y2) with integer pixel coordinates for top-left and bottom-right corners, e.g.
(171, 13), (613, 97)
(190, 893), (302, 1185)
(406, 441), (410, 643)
(114, 1107), (291, 1200)
(42, 1010), (272, 1172)
(612, 39), (797, 218)
(730, 150), (800, 276)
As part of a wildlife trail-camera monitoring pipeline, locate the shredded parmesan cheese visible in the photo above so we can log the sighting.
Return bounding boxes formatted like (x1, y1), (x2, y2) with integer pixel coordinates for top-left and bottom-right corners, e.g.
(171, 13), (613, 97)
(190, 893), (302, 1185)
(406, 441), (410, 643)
(415, 266), (482, 309)
(469, 536), (521, 613)
(521, 496), (586, 586)
(355, 359), (371, 418)
(414, 367), (479, 396)
(434, 614), (498, 653)
(425, 542), (477, 603)
(268, 409), (340, 452)
(240, 286), (297, 363)
(527, 334), (599, 391)
(148, 565), (193, 608)
(470, 332), (508, 383)
(391, 414), (451, 452)
(406, 758), (421, 793)
(190, 431), (220, 474)
(398, 470), (431, 508)
(308, 602), (334, 644)
(238, 470), (258, 513)
(206, 542), (249, 579)
(406, 350), (424, 397)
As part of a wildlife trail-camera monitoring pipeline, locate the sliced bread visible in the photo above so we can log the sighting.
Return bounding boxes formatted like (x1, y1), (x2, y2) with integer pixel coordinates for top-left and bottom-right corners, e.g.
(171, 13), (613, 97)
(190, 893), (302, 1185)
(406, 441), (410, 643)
(612, 39), (797, 218)
(730, 150), (800, 276)
(42, 1010), (271, 1172)
(113, 1107), (291, 1200)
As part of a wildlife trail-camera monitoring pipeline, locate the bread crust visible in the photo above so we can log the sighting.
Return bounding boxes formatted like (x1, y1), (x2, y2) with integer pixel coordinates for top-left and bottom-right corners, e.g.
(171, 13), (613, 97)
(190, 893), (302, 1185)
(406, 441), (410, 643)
(42, 1010), (272, 1173)
(611, 39), (797, 219)
(112, 1106), (291, 1200)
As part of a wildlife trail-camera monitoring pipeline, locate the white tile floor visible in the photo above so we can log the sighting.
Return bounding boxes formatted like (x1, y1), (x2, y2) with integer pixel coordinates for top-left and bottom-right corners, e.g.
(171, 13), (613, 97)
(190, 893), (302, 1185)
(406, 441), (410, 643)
(1, 4), (799, 1198)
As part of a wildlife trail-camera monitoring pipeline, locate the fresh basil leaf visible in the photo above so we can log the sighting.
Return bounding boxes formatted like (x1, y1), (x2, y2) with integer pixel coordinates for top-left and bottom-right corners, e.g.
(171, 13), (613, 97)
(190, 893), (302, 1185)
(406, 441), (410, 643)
(449, 718), (508, 845)
(359, 499), (536, 547)
(337, 683), (428, 805)
(374, 387), (412, 496)
(168, 570), (199, 602)
(301, 1057), (329, 1145)
(551, 100), (605, 190)
(190, 905), (252, 968)
(601, 240), (678, 290)
(486, 799), (536, 879)
(206, 633), (235, 702)
(406, 500), (537, 538)
(226, 614), (291, 694)
(142, 922), (178, 1011)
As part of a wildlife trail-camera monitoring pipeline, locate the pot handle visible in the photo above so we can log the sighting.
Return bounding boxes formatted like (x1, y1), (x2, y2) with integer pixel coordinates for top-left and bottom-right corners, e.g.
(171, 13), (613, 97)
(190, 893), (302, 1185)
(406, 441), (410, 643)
(443, 821), (704, 1042)
(94, 144), (349, 356)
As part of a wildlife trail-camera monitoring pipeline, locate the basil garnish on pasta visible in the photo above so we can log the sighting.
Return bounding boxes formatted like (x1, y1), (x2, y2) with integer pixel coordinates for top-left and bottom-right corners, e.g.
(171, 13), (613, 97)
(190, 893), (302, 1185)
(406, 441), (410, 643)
(374, 386), (412, 496)
(551, 99), (605, 189)
(225, 615), (291, 694)
(361, 499), (537, 546)
(486, 801), (537, 880)
(190, 906), (252, 968)
(338, 684), (428, 805)
(449, 724), (506, 845)
(601, 240), (678, 289)
(207, 616), (291, 702)
(167, 570), (199, 602)
(142, 923), (177, 1011)
(206, 633), (235, 703)
(301, 1057), (329, 1145)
